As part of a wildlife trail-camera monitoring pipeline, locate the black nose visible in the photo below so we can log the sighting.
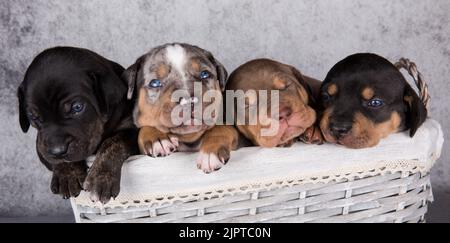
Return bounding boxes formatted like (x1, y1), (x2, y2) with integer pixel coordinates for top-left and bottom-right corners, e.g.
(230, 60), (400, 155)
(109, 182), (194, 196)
(330, 122), (352, 138)
(48, 144), (69, 157)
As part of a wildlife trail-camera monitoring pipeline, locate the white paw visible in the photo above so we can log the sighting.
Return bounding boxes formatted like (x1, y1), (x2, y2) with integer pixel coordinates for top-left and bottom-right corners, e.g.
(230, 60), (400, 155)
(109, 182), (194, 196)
(196, 152), (225, 174)
(148, 137), (179, 157)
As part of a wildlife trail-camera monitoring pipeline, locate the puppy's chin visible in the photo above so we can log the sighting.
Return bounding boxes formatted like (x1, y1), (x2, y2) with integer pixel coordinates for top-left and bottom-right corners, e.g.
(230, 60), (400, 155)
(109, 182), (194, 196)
(38, 136), (101, 165)
(41, 150), (92, 165)
(322, 130), (381, 149)
(338, 135), (381, 149)
(250, 121), (306, 148)
(280, 126), (306, 145)
(320, 112), (401, 149)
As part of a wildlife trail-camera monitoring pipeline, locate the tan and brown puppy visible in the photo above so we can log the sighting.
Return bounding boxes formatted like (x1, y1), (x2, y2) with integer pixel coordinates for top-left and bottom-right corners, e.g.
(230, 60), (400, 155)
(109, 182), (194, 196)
(226, 59), (322, 147)
(123, 43), (239, 173)
(319, 53), (427, 149)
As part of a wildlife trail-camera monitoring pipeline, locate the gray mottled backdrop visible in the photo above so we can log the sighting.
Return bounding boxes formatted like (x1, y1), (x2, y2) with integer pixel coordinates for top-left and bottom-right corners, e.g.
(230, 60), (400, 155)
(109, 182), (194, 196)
(1, 0), (449, 221)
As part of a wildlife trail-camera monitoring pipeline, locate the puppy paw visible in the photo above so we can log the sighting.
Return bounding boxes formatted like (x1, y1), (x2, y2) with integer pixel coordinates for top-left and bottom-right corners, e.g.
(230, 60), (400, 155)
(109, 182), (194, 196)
(51, 162), (87, 199)
(196, 146), (230, 174)
(278, 139), (296, 148)
(142, 136), (179, 157)
(299, 125), (324, 145)
(139, 127), (178, 157)
(83, 165), (121, 204)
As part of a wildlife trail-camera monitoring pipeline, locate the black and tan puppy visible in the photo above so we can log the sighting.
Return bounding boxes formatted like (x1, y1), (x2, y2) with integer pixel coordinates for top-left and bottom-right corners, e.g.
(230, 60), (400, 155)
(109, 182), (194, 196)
(226, 59), (322, 147)
(124, 43), (239, 173)
(319, 53), (427, 149)
(18, 47), (138, 203)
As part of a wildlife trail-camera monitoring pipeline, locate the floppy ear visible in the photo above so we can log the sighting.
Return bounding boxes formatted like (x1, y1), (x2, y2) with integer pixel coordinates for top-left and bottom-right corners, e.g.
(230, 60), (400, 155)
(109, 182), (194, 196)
(291, 67), (317, 108)
(404, 83), (427, 137)
(122, 57), (144, 100)
(17, 84), (30, 133)
(108, 60), (126, 78)
(90, 72), (107, 114)
(197, 48), (228, 91)
(212, 59), (228, 91)
(91, 66), (127, 116)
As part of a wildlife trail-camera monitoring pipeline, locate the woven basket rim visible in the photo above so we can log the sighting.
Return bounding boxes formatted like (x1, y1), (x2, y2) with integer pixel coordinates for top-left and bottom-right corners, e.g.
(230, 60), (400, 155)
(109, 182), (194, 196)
(73, 158), (435, 210)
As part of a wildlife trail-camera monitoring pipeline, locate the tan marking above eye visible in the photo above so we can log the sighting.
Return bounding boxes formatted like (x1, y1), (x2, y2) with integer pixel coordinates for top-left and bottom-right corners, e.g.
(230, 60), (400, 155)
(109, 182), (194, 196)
(273, 76), (287, 90)
(156, 64), (168, 79)
(327, 84), (338, 96)
(362, 87), (375, 100)
(191, 59), (201, 72)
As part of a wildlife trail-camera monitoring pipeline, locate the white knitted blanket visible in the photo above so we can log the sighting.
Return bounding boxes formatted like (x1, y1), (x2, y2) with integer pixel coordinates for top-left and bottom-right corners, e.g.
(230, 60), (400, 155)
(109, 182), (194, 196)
(73, 119), (443, 209)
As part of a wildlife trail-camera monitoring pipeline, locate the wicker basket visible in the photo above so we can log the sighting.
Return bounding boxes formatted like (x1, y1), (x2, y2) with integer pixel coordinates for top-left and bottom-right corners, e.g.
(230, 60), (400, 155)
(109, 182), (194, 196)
(71, 120), (443, 223)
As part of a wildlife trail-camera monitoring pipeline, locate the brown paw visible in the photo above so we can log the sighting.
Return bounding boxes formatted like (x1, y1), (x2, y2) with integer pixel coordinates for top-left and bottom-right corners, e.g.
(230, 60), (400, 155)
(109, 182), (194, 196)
(278, 139), (296, 147)
(138, 127), (178, 157)
(83, 165), (121, 204)
(299, 125), (325, 145)
(196, 145), (230, 174)
(51, 162), (87, 199)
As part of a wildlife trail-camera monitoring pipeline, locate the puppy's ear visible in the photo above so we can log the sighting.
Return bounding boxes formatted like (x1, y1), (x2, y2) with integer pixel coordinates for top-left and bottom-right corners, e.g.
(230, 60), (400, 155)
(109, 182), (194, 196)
(89, 72), (106, 113)
(198, 48), (228, 91)
(404, 83), (427, 137)
(17, 84), (30, 133)
(291, 67), (317, 108)
(213, 59), (228, 91)
(122, 57), (144, 100)
(91, 66), (127, 116)
(108, 60), (126, 78)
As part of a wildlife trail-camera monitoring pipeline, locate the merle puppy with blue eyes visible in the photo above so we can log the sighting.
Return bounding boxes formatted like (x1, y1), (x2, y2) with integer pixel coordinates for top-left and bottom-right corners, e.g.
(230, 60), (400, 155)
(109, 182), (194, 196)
(319, 53), (427, 149)
(18, 47), (138, 203)
(124, 43), (240, 173)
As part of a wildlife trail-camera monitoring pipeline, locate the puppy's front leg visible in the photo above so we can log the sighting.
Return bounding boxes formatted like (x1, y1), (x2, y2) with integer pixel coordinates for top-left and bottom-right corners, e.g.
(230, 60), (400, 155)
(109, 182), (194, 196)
(197, 126), (239, 174)
(138, 126), (179, 157)
(51, 162), (87, 199)
(299, 124), (325, 145)
(37, 150), (87, 199)
(83, 129), (138, 204)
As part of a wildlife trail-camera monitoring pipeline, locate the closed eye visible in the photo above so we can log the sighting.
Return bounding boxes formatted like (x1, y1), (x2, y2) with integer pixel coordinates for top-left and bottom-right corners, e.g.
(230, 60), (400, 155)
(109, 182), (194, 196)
(281, 81), (293, 91)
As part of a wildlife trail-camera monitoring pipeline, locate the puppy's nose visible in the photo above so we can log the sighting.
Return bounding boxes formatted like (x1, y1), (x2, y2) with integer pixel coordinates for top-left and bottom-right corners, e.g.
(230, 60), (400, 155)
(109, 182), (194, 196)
(48, 144), (69, 157)
(278, 107), (293, 121)
(330, 122), (352, 138)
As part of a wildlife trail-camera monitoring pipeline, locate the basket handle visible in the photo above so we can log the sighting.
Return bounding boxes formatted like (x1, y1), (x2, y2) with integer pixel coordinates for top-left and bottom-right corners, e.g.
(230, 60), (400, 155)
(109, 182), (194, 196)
(394, 58), (431, 111)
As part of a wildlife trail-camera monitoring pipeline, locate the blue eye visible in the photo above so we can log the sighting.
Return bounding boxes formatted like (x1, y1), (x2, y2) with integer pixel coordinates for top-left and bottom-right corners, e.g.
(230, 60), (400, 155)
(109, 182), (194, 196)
(200, 71), (210, 79)
(149, 79), (162, 88)
(368, 98), (384, 108)
(71, 102), (85, 114)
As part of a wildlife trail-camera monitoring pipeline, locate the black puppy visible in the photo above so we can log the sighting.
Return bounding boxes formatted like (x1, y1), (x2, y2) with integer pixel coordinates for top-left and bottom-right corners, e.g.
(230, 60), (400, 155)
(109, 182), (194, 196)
(18, 47), (138, 203)
(319, 53), (427, 149)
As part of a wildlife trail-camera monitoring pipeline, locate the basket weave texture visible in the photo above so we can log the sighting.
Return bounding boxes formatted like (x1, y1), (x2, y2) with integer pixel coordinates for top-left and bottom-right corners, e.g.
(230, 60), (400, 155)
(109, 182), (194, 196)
(74, 171), (432, 223)
(71, 120), (443, 223)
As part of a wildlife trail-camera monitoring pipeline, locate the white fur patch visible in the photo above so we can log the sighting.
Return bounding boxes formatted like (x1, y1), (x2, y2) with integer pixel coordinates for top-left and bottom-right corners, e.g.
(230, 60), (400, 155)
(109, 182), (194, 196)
(166, 44), (187, 81)
(196, 152), (224, 173)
